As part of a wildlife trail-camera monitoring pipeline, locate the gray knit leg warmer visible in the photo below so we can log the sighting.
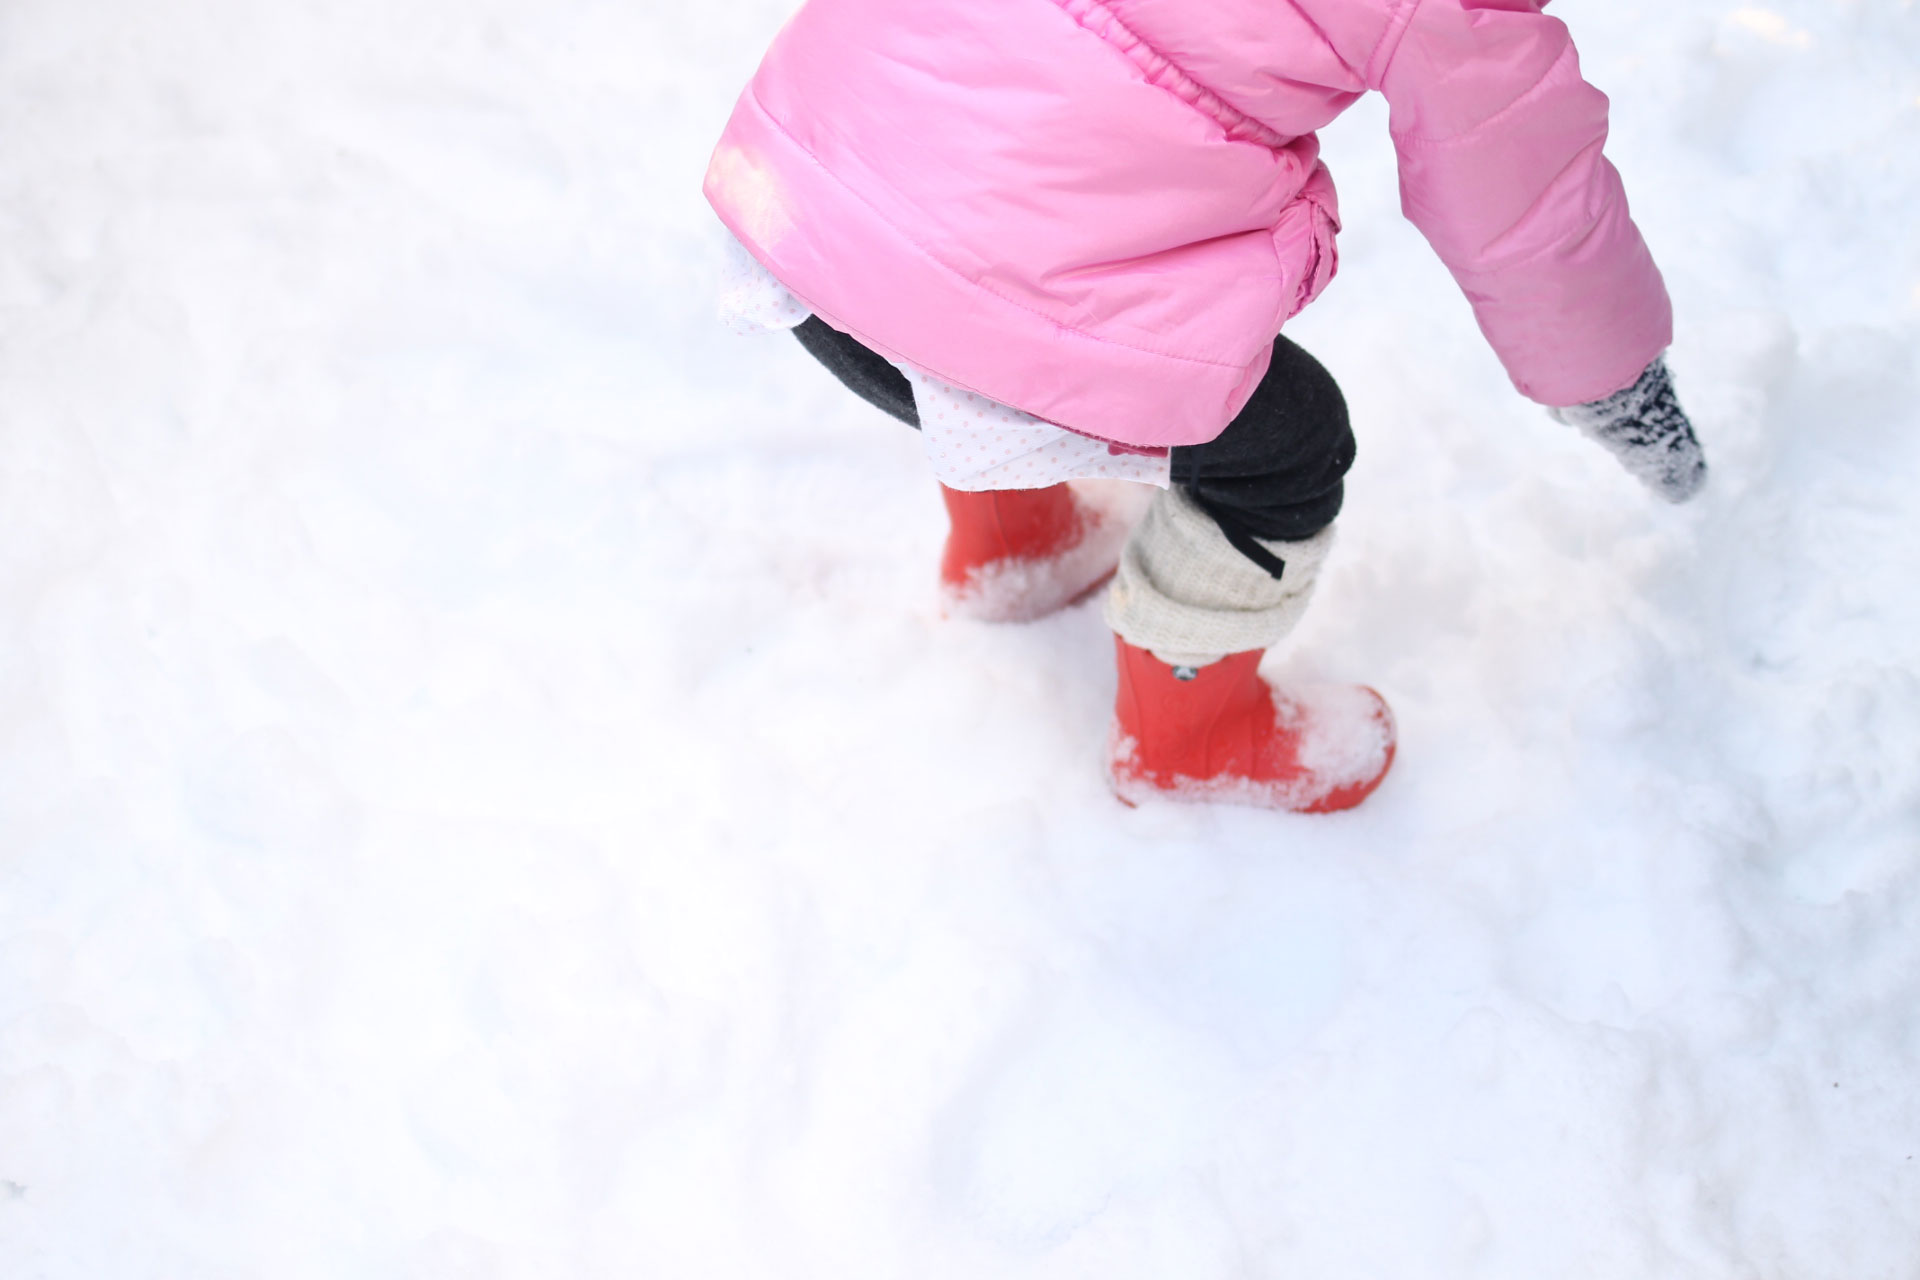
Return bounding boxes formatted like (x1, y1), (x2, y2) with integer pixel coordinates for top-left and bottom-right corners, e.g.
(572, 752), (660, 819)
(1102, 486), (1333, 669)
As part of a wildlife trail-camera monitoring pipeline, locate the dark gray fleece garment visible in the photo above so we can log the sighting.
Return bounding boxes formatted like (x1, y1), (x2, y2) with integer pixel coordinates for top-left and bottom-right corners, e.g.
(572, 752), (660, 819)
(791, 317), (1354, 549)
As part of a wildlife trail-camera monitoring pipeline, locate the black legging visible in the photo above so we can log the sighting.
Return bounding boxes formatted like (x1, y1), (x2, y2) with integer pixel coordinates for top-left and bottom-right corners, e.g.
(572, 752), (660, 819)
(792, 317), (1355, 570)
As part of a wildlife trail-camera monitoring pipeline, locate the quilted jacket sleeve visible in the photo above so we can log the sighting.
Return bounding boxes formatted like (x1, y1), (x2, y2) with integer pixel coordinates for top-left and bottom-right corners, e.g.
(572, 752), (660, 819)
(1377, 0), (1671, 406)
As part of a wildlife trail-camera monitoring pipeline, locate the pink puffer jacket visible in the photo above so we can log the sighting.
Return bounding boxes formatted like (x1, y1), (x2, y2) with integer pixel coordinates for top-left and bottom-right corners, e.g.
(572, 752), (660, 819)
(705, 0), (1671, 448)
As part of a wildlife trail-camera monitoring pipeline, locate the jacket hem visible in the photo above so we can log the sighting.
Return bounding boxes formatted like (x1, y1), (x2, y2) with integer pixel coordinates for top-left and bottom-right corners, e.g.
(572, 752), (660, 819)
(705, 89), (1271, 448)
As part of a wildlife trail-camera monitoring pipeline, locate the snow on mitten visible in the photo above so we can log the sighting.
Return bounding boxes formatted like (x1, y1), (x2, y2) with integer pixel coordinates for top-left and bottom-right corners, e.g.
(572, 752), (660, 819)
(1549, 357), (1707, 503)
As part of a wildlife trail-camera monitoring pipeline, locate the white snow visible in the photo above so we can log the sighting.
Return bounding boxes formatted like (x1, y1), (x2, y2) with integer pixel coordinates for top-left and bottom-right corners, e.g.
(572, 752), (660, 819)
(2, 0), (1917, 1276)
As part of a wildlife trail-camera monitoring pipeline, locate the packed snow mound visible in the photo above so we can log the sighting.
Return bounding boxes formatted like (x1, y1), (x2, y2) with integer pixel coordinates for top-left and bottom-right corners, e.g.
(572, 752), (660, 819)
(2, 0), (1917, 1277)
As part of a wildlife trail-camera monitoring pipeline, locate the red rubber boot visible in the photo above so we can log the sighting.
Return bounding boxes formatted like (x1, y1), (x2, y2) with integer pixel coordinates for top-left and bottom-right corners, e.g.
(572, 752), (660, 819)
(938, 483), (1127, 622)
(1109, 635), (1396, 812)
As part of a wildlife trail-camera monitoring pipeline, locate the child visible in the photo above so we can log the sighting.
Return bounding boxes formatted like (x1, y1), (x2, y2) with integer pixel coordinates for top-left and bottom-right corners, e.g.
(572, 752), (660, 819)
(705, 0), (1707, 813)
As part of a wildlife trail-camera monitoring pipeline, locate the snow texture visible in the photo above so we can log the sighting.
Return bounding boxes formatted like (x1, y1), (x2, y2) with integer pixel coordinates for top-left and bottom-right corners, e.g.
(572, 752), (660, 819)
(1, 0), (1917, 1277)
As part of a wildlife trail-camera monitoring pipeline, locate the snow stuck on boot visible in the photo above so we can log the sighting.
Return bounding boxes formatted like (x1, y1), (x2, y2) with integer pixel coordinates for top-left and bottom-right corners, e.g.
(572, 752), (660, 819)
(1281, 681), (1399, 811)
(1109, 641), (1396, 813)
(1109, 681), (1395, 812)
(940, 482), (1144, 623)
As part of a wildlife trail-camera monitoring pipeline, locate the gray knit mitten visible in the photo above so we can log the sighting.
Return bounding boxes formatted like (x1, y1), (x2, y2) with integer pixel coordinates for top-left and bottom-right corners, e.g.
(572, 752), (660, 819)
(1548, 357), (1707, 503)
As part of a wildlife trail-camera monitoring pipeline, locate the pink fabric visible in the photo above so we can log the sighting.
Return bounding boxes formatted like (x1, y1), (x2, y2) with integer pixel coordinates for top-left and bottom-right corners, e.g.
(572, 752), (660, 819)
(705, 0), (1672, 447)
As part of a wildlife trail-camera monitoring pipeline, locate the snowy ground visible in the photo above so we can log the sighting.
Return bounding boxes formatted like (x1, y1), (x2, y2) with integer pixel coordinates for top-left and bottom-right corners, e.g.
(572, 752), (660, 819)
(2, 0), (1917, 1275)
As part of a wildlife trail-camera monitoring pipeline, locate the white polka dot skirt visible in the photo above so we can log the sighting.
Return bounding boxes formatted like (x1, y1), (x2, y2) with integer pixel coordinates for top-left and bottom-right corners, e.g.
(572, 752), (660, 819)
(719, 228), (1173, 491)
